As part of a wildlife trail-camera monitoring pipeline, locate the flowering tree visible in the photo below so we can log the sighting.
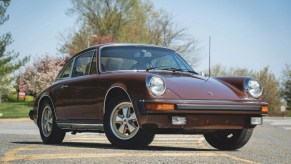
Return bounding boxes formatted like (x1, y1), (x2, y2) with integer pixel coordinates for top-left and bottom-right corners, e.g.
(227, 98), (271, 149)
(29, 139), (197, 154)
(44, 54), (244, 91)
(19, 55), (66, 96)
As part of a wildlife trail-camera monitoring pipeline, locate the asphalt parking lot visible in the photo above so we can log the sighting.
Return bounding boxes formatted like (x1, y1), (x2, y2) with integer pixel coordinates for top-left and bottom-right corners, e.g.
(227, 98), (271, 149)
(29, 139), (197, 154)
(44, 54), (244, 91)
(0, 117), (291, 163)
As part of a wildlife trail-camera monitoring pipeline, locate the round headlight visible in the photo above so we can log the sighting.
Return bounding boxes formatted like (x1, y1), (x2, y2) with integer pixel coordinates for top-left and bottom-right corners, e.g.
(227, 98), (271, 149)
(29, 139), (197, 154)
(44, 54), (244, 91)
(146, 74), (166, 96)
(244, 79), (263, 98)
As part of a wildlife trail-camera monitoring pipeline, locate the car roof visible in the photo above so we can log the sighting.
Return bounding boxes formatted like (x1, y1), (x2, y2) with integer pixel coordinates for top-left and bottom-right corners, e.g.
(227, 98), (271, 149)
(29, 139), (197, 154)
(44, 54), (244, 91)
(69, 43), (175, 61)
(91, 43), (170, 49)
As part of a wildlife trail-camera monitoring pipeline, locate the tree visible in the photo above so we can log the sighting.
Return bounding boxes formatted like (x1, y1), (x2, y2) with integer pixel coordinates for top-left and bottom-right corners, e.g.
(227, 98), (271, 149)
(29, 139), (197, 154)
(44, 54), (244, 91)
(0, 0), (29, 102)
(211, 64), (252, 77)
(58, 0), (199, 66)
(210, 64), (229, 76)
(19, 55), (65, 96)
(252, 67), (281, 115)
(211, 64), (281, 115)
(281, 64), (291, 109)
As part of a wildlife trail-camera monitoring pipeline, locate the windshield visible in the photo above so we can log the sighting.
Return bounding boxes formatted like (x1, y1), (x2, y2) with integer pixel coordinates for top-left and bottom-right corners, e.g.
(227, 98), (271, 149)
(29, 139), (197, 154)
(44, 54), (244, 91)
(99, 46), (195, 73)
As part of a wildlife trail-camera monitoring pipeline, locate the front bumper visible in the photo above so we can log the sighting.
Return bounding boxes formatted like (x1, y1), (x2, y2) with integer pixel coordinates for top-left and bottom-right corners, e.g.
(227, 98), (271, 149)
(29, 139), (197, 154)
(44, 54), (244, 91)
(135, 99), (267, 131)
(136, 99), (268, 114)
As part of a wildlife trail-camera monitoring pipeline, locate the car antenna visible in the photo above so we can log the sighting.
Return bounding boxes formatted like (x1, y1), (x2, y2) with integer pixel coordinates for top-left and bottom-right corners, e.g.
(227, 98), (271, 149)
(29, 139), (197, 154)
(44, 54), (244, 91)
(208, 36), (211, 77)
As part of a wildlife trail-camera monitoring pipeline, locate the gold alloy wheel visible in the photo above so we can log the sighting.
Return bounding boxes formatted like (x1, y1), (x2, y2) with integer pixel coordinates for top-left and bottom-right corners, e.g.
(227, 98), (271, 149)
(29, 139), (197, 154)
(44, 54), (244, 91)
(110, 102), (140, 140)
(41, 105), (53, 137)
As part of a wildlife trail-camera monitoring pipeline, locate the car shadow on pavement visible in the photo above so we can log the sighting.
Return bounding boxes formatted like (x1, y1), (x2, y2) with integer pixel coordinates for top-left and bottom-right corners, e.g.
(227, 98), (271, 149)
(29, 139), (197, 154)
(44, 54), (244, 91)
(12, 141), (216, 152)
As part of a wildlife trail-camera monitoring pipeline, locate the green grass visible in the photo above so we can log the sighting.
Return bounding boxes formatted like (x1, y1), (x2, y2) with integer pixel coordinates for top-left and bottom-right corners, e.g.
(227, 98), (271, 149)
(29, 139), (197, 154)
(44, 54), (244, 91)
(7, 93), (34, 102)
(0, 102), (32, 118)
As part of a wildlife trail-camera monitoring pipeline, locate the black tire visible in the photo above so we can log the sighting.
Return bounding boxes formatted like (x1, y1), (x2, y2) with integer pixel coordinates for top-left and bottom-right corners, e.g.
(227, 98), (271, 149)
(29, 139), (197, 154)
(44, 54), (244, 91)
(104, 98), (155, 149)
(38, 101), (66, 144)
(204, 128), (253, 150)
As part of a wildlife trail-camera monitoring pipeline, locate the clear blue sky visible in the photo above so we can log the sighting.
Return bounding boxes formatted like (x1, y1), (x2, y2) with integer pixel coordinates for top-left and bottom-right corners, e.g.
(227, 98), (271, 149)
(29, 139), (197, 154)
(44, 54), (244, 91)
(1, 0), (290, 78)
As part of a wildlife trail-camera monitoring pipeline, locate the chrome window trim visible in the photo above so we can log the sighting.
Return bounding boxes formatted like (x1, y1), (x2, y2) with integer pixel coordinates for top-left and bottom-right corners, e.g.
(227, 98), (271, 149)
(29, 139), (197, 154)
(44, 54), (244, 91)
(89, 52), (97, 74)
(71, 50), (96, 78)
(56, 49), (96, 81)
(55, 59), (74, 81)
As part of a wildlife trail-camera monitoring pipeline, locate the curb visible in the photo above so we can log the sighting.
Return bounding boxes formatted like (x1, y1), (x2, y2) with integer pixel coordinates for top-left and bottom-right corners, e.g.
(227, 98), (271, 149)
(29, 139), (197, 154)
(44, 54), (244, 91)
(0, 118), (31, 123)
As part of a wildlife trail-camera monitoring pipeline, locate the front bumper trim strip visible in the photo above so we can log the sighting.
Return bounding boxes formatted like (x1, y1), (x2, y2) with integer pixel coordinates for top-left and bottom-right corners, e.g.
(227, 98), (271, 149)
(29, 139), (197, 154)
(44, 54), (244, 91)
(176, 104), (261, 111)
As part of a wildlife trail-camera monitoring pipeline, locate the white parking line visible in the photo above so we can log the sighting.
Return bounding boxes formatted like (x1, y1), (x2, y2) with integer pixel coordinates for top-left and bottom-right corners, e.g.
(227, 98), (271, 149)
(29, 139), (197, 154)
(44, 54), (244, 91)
(0, 143), (259, 164)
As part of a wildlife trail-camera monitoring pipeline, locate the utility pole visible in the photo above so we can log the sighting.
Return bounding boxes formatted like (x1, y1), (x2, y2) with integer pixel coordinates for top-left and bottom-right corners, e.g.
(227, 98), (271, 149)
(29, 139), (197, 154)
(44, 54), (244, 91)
(209, 36), (211, 77)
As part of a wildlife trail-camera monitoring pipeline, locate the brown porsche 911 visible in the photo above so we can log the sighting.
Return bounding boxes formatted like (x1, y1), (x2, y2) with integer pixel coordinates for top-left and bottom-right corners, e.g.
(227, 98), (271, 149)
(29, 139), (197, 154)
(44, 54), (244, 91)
(29, 43), (268, 150)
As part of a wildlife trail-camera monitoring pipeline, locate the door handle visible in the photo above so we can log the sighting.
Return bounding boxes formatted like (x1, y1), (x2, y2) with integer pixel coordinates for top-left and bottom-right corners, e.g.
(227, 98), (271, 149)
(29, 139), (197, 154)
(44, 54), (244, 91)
(61, 85), (68, 89)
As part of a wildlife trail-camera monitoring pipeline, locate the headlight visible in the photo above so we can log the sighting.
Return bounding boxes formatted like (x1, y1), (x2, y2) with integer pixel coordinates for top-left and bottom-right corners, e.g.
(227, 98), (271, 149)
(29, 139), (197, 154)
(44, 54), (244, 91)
(146, 74), (166, 96)
(244, 79), (263, 98)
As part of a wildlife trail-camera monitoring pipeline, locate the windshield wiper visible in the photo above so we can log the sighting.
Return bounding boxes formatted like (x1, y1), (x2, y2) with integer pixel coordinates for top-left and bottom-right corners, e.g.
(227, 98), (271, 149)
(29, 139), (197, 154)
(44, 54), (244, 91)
(146, 66), (178, 71)
(146, 66), (198, 74)
(146, 66), (160, 71)
(161, 67), (184, 72)
(163, 68), (198, 74)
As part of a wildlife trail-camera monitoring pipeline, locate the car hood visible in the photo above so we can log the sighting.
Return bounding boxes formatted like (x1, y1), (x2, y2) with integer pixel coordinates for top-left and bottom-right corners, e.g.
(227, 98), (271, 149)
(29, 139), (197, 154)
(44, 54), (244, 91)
(154, 72), (242, 100)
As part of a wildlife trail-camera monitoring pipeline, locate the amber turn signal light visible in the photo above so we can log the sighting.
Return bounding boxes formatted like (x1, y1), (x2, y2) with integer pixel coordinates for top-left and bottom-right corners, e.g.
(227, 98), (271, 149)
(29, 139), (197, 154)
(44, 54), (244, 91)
(145, 103), (175, 111)
(262, 105), (268, 113)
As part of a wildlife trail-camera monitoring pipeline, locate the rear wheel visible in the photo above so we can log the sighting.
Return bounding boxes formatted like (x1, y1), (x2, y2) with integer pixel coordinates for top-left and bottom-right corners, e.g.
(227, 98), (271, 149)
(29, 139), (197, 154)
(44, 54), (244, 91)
(204, 128), (253, 150)
(39, 101), (66, 144)
(104, 98), (155, 149)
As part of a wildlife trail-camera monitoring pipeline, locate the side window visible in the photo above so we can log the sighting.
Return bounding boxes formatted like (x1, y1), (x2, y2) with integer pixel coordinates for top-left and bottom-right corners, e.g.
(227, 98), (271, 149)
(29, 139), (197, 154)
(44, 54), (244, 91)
(72, 51), (94, 77)
(58, 60), (73, 79)
(90, 54), (97, 74)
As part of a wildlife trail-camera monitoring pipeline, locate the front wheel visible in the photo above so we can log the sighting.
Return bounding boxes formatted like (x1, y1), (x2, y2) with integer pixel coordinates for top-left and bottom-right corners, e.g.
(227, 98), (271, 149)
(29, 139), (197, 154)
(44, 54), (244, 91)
(39, 101), (66, 144)
(104, 99), (155, 149)
(204, 128), (253, 150)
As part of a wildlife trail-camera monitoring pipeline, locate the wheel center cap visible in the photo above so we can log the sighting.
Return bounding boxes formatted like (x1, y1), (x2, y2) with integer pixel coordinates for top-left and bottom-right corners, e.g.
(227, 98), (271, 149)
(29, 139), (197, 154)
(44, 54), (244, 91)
(123, 119), (127, 123)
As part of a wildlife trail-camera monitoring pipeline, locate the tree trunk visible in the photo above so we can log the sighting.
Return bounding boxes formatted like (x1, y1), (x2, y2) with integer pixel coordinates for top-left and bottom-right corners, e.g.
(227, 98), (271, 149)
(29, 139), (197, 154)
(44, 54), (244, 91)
(17, 92), (19, 102)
